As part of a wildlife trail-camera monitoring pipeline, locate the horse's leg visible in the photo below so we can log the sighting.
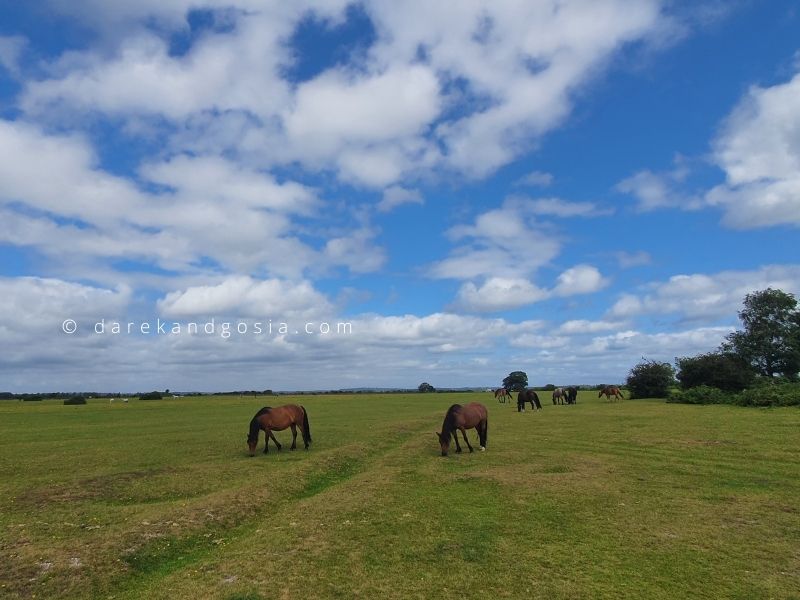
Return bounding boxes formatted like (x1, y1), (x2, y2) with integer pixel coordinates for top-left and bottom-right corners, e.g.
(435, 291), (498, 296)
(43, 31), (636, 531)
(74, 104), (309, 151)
(263, 428), (270, 454)
(460, 427), (474, 453)
(453, 431), (462, 453)
(290, 423), (297, 450)
(268, 430), (282, 451)
(478, 420), (487, 450)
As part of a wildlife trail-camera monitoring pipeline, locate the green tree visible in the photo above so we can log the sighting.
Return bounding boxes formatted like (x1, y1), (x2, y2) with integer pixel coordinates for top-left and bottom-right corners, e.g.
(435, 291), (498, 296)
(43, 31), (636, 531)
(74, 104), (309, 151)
(503, 371), (528, 392)
(418, 382), (435, 393)
(626, 359), (674, 399)
(675, 351), (754, 392)
(722, 288), (800, 379)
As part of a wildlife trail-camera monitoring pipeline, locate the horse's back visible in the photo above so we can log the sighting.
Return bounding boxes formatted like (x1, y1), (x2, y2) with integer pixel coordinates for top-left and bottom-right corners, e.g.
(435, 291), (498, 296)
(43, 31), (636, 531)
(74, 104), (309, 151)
(257, 403), (305, 429)
(462, 402), (487, 424)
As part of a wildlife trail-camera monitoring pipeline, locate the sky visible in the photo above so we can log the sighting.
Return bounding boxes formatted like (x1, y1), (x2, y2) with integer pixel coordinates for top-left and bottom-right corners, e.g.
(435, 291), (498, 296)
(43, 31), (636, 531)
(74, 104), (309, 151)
(0, 0), (799, 392)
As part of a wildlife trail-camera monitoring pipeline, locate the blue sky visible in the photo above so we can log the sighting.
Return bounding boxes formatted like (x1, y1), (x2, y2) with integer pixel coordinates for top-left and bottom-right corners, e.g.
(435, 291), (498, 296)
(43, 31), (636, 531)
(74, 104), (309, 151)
(0, 1), (799, 392)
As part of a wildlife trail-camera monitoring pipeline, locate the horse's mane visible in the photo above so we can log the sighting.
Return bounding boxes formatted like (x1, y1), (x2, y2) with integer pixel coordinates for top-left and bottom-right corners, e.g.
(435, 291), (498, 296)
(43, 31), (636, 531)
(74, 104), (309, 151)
(248, 406), (272, 442)
(441, 404), (462, 436)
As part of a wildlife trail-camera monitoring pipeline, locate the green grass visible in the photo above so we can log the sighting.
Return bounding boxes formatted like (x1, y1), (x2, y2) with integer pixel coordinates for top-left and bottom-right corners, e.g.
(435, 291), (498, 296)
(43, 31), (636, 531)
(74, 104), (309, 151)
(1, 393), (799, 599)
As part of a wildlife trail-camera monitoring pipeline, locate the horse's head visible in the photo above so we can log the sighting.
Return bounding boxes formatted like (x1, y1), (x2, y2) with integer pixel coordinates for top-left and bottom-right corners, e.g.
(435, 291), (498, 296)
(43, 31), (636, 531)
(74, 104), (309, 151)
(247, 434), (258, 456)
(435, 431), (450, 456)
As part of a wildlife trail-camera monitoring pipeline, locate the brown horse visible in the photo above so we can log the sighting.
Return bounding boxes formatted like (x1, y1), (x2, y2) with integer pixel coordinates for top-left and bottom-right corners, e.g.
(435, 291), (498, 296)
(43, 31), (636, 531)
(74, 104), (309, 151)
(494, 387), (512, 403)
(598, 385), (624, 401)
(247, 405), (311, 455)
(436, 402), (488, 457)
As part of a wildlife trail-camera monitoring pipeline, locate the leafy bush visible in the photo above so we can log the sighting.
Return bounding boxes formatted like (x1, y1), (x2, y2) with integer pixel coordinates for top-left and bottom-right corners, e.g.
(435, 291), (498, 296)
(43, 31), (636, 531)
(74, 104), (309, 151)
(64, 396), (87, 405)
(675, 352), (755, 392)
(627, 359), (675, 399)
(667, 385), (728, 405)
(667, 383), (800, 407)
(734, 384), (800, 407)
(139, 391), (163, 400)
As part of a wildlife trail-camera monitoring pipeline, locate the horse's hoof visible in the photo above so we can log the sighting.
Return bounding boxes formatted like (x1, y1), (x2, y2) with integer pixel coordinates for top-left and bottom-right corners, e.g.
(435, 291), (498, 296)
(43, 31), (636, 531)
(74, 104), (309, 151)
(480, 446), (486, 452)
(290, 447), (296, 451)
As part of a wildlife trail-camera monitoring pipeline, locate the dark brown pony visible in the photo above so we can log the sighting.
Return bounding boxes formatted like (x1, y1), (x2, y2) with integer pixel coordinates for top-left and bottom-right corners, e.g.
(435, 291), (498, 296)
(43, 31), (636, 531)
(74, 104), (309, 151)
(598, 385), (624, 401)
(436, 403), (488, 457)
(494, 387), (512, 403)
(247, 405), (311, 455)
(517, 389), (541, 412)
(565, 386), (578, 405)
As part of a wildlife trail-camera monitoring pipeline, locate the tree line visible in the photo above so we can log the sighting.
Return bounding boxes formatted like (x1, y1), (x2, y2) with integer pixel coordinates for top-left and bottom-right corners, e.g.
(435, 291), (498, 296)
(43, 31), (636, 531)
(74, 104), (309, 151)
(627, 288), (800, 405)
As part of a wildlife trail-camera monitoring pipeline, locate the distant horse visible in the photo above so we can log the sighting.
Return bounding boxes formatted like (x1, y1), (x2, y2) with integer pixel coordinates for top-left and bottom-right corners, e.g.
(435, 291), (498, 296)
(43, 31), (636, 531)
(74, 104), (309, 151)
(517, 389), (542, 412)
(247, 405), (312, 455)
(552, 387), (565, 405)
(436, 402), (488, 457)
(494, 388), (512, 403)
(565, 386), (578, 405)
(598, 385), (624, 402)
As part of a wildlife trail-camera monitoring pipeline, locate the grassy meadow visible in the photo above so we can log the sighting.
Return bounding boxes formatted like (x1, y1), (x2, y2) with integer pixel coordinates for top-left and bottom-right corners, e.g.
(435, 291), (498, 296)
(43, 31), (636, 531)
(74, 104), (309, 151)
(1, 392), (799, 599)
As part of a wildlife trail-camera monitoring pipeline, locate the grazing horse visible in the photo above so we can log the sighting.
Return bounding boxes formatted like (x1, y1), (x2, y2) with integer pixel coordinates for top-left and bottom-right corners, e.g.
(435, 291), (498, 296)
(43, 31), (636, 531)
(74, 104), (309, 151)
(565, 386), (578, 405)
(598, 385), (624, 402)
(517, 389), (542, 412)
(494, 387), (512, 403)
(436, 403), (488, 457)
(247, 405), (312, 455)
(552, 387), (565, 405)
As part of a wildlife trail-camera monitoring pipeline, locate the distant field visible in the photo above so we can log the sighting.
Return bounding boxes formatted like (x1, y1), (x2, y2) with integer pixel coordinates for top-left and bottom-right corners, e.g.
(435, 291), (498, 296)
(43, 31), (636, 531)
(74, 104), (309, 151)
(1, 392), (799, 599)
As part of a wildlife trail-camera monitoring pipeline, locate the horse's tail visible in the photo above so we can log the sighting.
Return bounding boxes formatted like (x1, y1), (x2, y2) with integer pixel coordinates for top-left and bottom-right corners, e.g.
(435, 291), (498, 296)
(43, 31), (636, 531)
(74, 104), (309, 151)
(301, 405), (312, 445)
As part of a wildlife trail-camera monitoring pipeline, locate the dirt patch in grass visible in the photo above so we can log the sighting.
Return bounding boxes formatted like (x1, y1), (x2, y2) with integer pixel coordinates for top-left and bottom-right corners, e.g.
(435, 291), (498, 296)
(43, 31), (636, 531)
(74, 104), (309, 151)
(17, 467), (181, 506)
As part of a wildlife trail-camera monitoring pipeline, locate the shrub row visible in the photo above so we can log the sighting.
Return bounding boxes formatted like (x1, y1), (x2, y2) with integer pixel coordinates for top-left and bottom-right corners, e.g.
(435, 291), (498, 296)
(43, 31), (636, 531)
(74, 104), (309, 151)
(668, 383), (800, 407)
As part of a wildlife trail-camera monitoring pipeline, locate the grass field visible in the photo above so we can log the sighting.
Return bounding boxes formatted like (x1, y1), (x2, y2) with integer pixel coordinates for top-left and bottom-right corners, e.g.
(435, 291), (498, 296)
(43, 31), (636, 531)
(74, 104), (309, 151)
(1, 392), (799, 599)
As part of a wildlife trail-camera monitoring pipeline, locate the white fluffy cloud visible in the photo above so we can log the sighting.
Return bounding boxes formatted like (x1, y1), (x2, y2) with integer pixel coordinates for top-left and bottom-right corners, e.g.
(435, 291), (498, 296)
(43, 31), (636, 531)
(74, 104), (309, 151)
(616, 159), (702, 212)
(0, 119), (392, 279)
(608, 264), (800, 322)
(613, 250), (652, 268)
(377, 186), (423, 212)
(706, 70), (800, 228)
(157, 276), (332, 319)
(515, 170), (554, 187)
(552, 264), (608, 296)
(558, 319), (625, 334)
(454, 277), (549, 312)
(0, 35), (26, 76)
(429, 199), (561, 280)
(618, 70), (800, 228)
(20, 0), (668, 186)
(576, 327), (733, 358)
(431, 197), (609, 311)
